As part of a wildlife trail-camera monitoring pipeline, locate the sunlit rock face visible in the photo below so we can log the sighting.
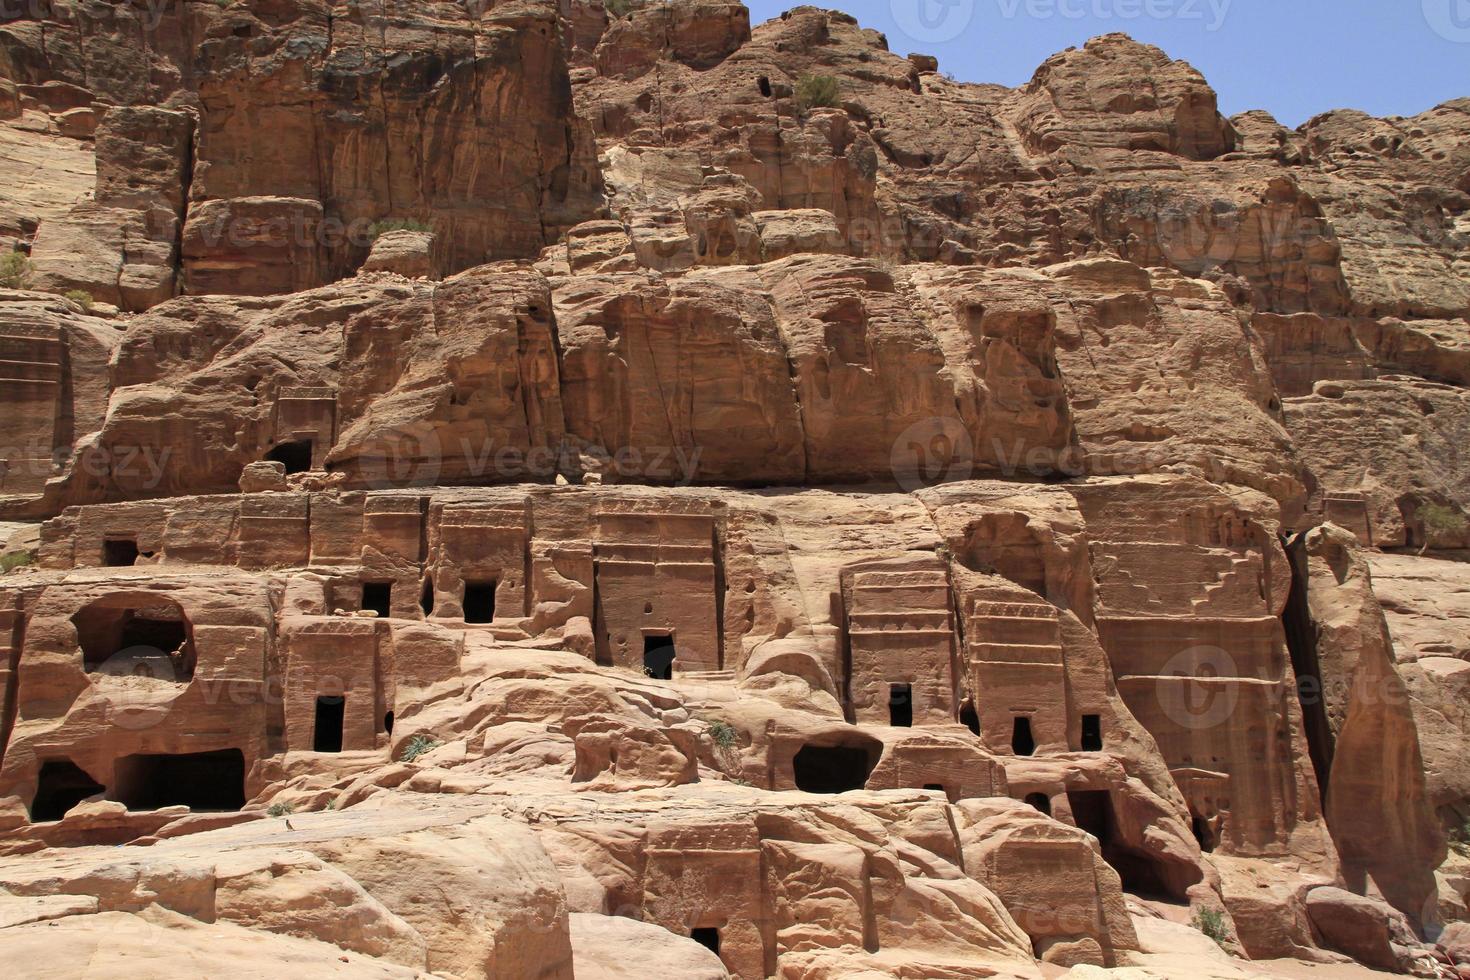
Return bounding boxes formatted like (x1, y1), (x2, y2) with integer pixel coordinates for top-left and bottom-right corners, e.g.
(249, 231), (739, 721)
(0, 2), (1466, 977)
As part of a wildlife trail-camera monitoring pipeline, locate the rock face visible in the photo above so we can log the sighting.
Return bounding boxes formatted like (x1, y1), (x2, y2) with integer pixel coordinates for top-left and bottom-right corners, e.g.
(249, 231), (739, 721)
(0, 2), (1466, 978)
(2, 0), (603, 304)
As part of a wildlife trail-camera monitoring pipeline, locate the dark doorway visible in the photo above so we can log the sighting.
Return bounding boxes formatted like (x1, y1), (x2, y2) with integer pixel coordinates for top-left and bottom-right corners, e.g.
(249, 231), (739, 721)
(314, 696), (345, 753)
(119, 615), (188, 659)
(1192, 814), (1217, 853)
(383, 711), (395, 736)
(103, 538), (140, 567)
(1068, 789), (1189, 899)
(1081, 714), (1103, 751)
(463, 580), (497, 624)
(757, 75), (772, 97)
(960, 703), (980, 736)
(419, 577), (435, 617)
(74, 600), (195, 680)
(643, 634), (676, 680)
(888, 683), (913, 727)
(264, 439), (313, 474)
(1069, 790), (1112, 840)
(361, 581), (392, 618)
(114, 749), (246, 811)
(1012, 716), (1036, 756)
(691, 926), (721, 956)
(793, 740), (880, 794)
(30, 760), (104, 821)
(1025, 792), (1052, 816)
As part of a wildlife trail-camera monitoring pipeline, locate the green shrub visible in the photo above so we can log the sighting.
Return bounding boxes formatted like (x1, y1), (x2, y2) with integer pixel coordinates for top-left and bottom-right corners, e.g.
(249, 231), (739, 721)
(0, 552), (33, 573)
(604, 0), (642, 17)
(795, 74), (841, 111)
(266, 801), (295, 817)
(368, 218), (432, 240)
(0, 251), (32, 289)
(63, 289), (94, 311)
(1418, 502), (1466, 550)
(1191, 906), (1231, 948)
(401, 734), (441, 762)
(708, 720), (738, 749)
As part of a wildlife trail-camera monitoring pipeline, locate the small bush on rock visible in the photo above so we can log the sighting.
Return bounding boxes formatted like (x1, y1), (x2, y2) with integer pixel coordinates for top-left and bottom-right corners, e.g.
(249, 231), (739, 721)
(1191, 907), (1231, 948)
(708, 720), (738, 748)
(63, 289), (93, 311)
(401, 734), (441, 762)
(1, 552), (33, 573)
(1418, 502), (1466, 553)
(0, 251), (32, 289)
(795, 74), (840, 111)
(266, 801), (295, 817)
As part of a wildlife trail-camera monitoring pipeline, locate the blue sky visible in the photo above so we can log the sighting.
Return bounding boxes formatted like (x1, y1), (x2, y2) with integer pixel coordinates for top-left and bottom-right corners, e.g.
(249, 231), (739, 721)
(745, 0), (1470, 127)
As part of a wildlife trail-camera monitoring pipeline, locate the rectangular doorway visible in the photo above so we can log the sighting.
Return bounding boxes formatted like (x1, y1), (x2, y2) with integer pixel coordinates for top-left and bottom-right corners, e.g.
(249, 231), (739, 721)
(314, 695), (345, 752)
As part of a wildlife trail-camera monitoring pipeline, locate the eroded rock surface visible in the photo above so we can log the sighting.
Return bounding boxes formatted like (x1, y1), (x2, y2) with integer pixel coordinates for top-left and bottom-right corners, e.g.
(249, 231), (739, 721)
(0, 2), (1466, 978)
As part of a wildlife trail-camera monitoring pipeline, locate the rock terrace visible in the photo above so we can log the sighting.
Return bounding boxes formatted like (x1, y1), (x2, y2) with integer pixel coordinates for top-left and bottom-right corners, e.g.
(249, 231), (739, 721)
(0, 2), (1467, 978)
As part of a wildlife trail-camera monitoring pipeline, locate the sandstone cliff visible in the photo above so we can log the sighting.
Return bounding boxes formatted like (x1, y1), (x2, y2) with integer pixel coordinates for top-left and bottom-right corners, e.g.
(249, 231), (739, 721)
(0, 2), (1466, 978)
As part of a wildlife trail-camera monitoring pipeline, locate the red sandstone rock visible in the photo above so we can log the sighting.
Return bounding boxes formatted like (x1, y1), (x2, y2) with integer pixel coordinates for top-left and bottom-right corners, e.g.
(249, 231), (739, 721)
(0, 1), (1467, 976)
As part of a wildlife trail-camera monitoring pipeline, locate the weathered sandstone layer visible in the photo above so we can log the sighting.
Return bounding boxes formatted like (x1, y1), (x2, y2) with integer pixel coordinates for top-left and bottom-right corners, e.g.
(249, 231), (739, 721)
(0, 2), (1467, 978)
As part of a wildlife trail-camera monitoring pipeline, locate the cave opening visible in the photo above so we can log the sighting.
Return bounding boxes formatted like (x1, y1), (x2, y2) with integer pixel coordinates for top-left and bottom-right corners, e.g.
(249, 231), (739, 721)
(1068, 789), (1195, 900)
(464, 580), (497, 624)
(960, 703), (980, 736)
(793, 738), (881, 794)
(1081, 714), (1103, 751)
(30, 760), (104, 822)
(1191, 813), (1217, 853)
(1025, 792), (1052, 817)
(691, 926), (721, 955)
(361, 581), (392, 618)
(888, 683), (913, 727)
(314, 696), (345, 753)
(1011, 716), (1036, 756)
(264, 439), (313, 475)
(74, 599), (195, 680)
(114, 749), (246, 811)
(419, 577), (435, 617)
(102, 537), (139, 567)
(643, 633), (676, 680)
